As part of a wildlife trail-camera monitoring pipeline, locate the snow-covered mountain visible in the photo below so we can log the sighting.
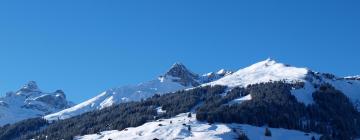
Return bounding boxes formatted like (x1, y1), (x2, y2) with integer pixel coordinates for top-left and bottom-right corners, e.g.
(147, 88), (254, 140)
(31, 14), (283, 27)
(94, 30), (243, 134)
(46, 59), (360, 121)
(45, 63), (231, 120)
(208, 58), (308, 87)
(0, 81), (73, 126)
(202, 58), (360, 108)
(73, 59), (360, 140)
(2, 59), (360, 140)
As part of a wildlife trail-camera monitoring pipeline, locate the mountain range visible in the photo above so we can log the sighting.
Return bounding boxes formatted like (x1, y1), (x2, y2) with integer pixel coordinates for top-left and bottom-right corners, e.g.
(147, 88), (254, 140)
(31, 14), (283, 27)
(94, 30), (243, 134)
(45, 63), (232, 121)
(0, 59), (360, 140)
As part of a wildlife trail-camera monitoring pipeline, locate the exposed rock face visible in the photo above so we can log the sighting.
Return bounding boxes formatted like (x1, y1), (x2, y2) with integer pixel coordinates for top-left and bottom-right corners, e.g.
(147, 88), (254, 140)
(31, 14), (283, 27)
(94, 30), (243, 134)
(19, 81), (40, 92)
(0, 81), (73, 126)
(164, 63), (200, 87)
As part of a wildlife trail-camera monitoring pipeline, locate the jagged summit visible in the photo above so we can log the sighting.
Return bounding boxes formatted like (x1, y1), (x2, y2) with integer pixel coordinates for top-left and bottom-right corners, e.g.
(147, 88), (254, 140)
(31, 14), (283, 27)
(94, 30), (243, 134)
(166, 63), (198, 77)
(0, 81), (73, 126)
(164, 63), (199, 87)
(170, 62), (186, 69)
(20, 81), (40, 92)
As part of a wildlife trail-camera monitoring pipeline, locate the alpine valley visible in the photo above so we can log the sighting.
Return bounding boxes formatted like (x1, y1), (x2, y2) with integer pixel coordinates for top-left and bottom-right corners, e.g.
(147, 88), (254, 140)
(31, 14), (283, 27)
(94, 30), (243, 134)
(1, 59), (360, 140)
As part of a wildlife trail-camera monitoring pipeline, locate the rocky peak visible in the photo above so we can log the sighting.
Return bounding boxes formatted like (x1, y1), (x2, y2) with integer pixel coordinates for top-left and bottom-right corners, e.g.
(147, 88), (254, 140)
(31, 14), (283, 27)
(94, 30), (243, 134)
(166, 63), (197, 77)
(0, 81), (74, 126)
(20, 81), (40, 92)
(164, 63), (200, 87)
(54, 90), (66, 99)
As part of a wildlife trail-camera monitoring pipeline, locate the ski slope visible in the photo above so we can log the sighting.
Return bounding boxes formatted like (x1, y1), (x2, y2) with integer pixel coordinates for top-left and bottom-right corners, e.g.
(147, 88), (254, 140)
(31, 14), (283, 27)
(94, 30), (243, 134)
(76, 113), (320, 140)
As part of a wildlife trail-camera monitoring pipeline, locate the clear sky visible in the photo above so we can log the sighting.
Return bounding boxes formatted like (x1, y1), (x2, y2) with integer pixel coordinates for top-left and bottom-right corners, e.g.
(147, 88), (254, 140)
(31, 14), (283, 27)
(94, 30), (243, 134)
(0, 0), (359, 103)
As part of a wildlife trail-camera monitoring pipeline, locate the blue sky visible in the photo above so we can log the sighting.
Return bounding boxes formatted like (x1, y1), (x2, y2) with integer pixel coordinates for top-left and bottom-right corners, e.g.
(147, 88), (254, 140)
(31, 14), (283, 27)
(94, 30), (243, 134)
(0, 0), (359, 103)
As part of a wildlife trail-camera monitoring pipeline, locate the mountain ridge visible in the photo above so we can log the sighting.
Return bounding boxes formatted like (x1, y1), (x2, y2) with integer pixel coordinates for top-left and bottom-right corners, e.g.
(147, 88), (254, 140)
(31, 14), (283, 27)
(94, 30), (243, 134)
(44, 63), (230, 120)
(0, 81), (73, 126)
(45, 59), (360, 122)
(1, 59), (360, 140)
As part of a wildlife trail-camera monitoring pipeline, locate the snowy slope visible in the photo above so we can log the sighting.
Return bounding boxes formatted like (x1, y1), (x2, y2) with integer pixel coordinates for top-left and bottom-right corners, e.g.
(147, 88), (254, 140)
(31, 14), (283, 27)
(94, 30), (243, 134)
(207, 59), (360, 107)
(344, 75), (360, 80)
(45, 63), (230, 120)
(208, 58), (308, 87)
(0, 81), (73, 126)
(75, 113), (320, 140)
(44, 78), (187, 120)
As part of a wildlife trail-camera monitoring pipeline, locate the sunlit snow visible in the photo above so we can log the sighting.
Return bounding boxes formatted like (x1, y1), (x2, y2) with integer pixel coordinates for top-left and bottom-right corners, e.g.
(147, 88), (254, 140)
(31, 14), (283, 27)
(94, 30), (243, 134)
(76, 113), (320, 140)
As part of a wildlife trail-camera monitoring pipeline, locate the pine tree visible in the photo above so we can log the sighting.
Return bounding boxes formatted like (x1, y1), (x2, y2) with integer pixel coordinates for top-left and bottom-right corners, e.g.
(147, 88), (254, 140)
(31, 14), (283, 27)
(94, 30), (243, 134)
(265, 127), (272, 137)
(237, 133), (249, 140)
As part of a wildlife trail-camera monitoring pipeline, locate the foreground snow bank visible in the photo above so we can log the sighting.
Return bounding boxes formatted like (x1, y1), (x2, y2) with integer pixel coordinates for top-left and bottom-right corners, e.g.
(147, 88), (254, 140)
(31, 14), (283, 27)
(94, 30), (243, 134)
(75, 113), (320, 140)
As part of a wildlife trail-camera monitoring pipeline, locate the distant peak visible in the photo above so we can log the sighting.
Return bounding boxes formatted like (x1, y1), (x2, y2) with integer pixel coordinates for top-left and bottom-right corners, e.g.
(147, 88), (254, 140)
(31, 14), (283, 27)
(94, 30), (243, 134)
(55, 89), (65, 94)
(170, 62), (187, 69)
(166, 63), (194, 76)
(165, 62), (199, 86)
(21, 81), (39, 91)
(54, 90), (66, 98)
